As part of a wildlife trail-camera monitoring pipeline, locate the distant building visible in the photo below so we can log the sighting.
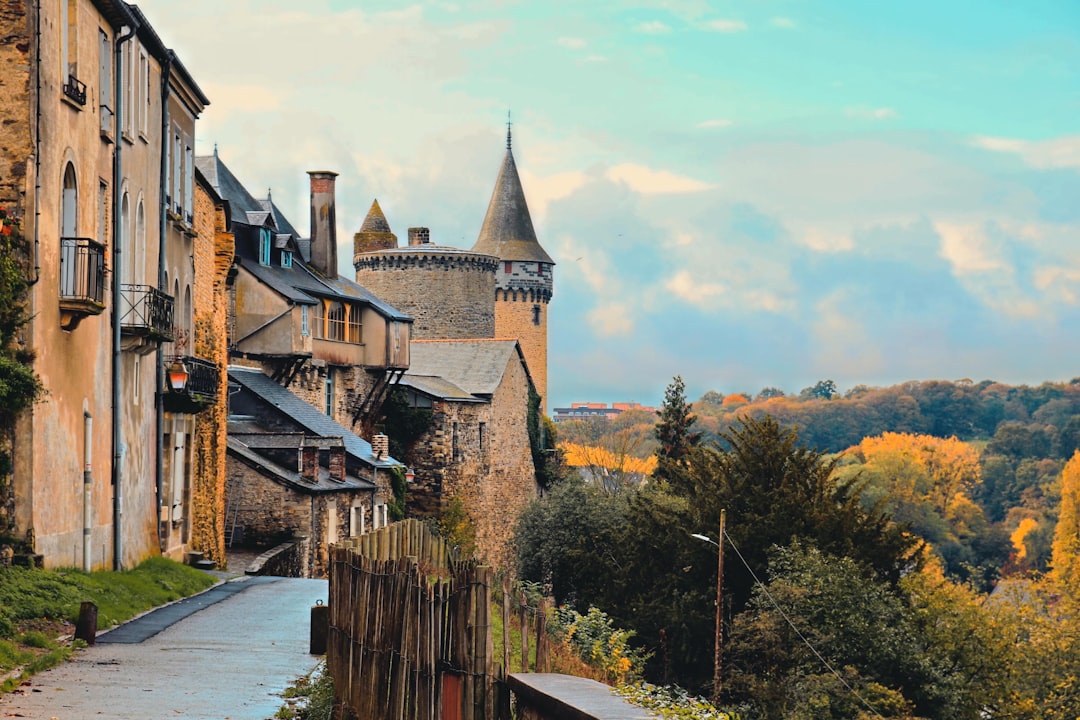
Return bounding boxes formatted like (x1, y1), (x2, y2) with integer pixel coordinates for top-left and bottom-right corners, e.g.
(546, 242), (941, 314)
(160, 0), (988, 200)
(551, 402), (658, 423)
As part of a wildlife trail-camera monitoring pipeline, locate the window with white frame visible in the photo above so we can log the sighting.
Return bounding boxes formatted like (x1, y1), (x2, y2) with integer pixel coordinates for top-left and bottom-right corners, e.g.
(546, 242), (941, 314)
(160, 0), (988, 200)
(121, 40), (133, 138)
(138, 48), (149, 137)
(300, 304), (309, 336)
(183, 138), (193, 223)
(98, 30), (110, 123)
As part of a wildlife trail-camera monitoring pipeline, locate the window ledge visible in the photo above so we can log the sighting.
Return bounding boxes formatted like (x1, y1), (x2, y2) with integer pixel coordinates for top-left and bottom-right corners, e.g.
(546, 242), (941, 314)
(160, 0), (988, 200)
(60, 93), (85, 112)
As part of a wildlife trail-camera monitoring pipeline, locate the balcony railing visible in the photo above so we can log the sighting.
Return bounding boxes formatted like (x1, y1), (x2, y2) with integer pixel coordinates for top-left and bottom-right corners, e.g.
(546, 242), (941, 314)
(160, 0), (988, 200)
(120, 284), (174, 342)
(162, 355), (219, 414)
(63, 74), (87, 106)
(60, 237), (106, 314)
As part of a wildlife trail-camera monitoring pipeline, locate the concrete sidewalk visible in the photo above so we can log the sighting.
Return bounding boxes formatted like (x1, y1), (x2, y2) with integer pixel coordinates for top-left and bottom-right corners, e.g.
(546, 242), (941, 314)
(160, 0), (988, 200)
(0, 575), (327, 720)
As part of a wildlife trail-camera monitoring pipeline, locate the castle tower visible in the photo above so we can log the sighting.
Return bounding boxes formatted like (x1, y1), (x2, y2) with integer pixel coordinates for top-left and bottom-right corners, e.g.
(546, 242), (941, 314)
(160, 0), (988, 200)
(354, 203), (499, 340)
(471, 126), (554, 411)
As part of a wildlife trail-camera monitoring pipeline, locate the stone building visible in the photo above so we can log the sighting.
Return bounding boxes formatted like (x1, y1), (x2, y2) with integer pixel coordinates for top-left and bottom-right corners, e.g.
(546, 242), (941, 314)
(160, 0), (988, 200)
(1, 0), (217, 569)
(400, 339), (536, 568)
(351, 128), (555, 565)
(354, 128), (554, 410)
(226, 366), (398, 577)
(194, 152), (412, 436)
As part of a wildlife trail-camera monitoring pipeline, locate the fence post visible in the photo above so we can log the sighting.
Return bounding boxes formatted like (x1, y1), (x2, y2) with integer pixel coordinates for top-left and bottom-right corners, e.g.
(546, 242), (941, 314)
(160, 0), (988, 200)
(519, 589), (530, 673)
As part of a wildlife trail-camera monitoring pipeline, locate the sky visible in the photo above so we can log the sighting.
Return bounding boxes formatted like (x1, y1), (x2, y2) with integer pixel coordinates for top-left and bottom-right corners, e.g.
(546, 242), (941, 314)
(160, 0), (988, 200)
(139, 0), (1080, 410)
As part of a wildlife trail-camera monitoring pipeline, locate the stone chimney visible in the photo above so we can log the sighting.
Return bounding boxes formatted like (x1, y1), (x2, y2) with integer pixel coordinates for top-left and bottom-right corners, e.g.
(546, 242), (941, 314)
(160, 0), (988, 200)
(299, 444), (319, 482)
(308, 171), (339, 278)
(372, 433), (389, 460)
(328, 445), (346, 482)
(407, 227), (430, 247)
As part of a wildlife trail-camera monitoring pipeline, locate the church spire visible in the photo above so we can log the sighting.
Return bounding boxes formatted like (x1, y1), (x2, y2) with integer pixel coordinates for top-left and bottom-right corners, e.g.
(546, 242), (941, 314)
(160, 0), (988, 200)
(471, 127), (554, 265)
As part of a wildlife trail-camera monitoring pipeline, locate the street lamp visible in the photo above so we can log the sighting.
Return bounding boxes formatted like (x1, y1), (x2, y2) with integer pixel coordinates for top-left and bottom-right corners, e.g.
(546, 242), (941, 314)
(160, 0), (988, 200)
(167, 359), (189, 392)
(691, 508), (726, 707)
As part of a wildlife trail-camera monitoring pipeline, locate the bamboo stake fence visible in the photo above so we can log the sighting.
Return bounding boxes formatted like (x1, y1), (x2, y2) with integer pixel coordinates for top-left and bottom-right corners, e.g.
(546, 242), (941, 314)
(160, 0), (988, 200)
(327, 519), (550, 720)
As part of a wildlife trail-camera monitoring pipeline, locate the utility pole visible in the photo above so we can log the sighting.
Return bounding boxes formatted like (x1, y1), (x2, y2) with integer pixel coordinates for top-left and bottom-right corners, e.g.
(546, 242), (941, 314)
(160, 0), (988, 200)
(713, 509), (725, 706)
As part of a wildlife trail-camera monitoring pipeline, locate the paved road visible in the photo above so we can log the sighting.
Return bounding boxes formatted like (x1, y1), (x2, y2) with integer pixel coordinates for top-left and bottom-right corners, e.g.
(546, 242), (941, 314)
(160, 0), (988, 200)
(0, 575), (327, 720)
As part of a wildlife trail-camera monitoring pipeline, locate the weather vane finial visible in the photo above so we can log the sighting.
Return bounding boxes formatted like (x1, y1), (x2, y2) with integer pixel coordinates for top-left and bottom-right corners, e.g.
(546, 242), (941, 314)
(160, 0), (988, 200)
(506, 108), (512, 150)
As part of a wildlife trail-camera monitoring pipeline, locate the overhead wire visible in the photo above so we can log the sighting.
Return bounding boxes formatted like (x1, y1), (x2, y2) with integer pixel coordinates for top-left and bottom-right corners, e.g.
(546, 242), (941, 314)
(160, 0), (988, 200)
(721, 529), (887, 719)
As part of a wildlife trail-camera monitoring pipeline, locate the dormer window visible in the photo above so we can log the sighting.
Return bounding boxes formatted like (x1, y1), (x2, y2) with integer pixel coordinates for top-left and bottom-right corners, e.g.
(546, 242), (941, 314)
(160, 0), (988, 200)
(259, 228), (271, 266)
(281, 250), (293, 268)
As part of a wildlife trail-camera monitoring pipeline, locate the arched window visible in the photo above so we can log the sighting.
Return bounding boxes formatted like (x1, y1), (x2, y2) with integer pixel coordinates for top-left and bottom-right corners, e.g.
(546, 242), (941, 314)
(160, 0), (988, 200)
(120, 192), (130, 285)
(325, 300), (345, 341)
(183, 285), (192, 351)
(134, 200), (145, 286)
(61, 163), (77, 237)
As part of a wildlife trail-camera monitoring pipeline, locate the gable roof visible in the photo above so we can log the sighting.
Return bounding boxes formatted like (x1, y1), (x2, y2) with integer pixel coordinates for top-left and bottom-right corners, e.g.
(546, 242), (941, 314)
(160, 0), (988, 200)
(228, 365), (400, 469)
(399, 374), (483, 402)
(226, 435), (377, 494)
(196, 152), (412, 322)
(471, 134), (554, 265)
(407, 339), (532, 397)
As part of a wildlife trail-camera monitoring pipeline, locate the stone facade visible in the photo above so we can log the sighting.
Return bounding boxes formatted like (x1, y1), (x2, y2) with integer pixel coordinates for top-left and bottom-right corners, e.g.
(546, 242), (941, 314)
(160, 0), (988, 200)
(187, 177), (234, 566)
(354, 247), (498, 340)
(496, 286), (549, 415)
(4, 0), (209, 569)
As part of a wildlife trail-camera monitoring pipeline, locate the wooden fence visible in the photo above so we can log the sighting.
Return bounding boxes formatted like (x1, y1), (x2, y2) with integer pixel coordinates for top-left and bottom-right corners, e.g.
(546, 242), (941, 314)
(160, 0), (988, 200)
(328, 520), (496, 720)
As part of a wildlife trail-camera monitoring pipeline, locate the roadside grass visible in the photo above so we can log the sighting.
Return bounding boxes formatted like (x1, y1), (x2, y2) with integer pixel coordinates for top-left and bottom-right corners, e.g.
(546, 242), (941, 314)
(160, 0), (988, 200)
(0, 557), (214, 691)
(490, 601), (538, 674)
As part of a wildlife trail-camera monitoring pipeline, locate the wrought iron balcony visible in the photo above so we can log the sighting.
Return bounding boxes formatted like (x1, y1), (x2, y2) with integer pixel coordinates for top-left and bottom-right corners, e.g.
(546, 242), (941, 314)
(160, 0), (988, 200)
(120, 285), (174, 342)
(162, 355), (219, 414)
(63, 74), (87, 106)
(59, 237), (106, 322)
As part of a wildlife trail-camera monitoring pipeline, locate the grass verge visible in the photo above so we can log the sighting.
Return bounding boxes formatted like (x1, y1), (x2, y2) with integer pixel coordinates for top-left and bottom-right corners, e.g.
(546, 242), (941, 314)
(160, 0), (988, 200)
(0, 557), (215, 691)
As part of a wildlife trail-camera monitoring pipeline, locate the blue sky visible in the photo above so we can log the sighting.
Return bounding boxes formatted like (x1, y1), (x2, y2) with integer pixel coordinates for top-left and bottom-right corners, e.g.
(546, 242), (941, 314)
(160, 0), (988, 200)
(142, 0), (1080, 410)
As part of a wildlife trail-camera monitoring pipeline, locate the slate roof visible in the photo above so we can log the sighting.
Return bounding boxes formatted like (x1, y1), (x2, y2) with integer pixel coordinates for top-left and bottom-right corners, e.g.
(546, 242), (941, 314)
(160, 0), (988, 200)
(407, 339), (532, 397)
(360, 200), (392, 233)
(226, 435), (377, 494)
(471, 134), (554, 265)
(228, 366), (400, 469)
(399, 374), (482, 402)
(195, 152), (411, 322)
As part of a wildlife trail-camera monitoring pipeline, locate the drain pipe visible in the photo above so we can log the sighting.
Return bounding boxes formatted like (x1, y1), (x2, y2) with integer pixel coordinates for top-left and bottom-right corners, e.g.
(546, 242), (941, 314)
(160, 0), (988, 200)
(111, 17), (139, 570)
(83, 407), (92, 570)
(28, 0), (42, 285)
(155, 51), (173, 554)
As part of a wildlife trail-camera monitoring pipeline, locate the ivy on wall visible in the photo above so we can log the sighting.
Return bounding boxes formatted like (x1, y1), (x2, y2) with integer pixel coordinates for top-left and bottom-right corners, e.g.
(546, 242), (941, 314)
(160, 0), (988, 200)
(0, 208), (43, 538)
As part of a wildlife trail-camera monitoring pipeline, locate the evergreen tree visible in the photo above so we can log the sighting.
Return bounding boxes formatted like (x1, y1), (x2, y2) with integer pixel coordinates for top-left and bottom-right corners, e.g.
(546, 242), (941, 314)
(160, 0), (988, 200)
(653, 375), (701, 483)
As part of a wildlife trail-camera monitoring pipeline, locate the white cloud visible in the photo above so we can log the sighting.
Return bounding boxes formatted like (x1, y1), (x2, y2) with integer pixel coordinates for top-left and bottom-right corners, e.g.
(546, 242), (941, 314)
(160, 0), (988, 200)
(800, 226), (855, 253)
(636, 20), (672, 34)
(587, 303), (636, 336)
(935, 222), (1008, 275)
(606, 163), (713, 194)
(696, 119), (733, 129)
(972, 134), (1080, 169)
(771, 17), (796, 29)
(666, 270), (726, 308)
(199, 82), (284, 116)
(702, 18), (748, 33)
(520, 169), (589, 222)
(557, 36), (587, 48)
(845, 106), (899, 120)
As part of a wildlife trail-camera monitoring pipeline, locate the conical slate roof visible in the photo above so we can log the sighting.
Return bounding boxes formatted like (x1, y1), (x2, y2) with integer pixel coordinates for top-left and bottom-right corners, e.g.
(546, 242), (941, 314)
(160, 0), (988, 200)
(360, 199), (392, 234)
(472, 135), (554, 265)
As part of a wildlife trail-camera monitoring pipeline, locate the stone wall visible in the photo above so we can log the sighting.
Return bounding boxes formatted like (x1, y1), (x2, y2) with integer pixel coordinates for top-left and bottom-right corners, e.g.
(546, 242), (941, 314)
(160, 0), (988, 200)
(0, 1), (32, 208)
(189, 182), (234, 565)
(354, 249), (497, 340)
(496, 297), (548, 413)
(225, 454), (374, 577)
(406, 352), (536, 569)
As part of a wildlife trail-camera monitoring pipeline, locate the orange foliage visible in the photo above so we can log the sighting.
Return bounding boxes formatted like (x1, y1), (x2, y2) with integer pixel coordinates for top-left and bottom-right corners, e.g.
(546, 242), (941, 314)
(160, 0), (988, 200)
(850, 432), (981, 509)
(721, 394), (749, 407)
(559, 443), (658, 475)
(1012, 517), (1038, 561)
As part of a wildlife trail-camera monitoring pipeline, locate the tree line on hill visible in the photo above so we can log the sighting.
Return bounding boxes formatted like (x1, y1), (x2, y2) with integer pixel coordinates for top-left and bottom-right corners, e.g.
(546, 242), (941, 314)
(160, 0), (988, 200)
(518, 376), (1080, 719)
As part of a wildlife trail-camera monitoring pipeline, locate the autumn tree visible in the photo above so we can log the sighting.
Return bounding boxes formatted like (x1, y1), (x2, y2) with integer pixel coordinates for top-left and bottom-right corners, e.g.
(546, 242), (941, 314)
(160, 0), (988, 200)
(1050, 450), (1080, 596)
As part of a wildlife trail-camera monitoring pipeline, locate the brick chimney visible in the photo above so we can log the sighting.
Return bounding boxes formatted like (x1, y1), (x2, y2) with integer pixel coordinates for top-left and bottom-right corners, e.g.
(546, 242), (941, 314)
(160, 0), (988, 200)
(329, 445), (346, 482)
(372, 433), (389, 460)
(308, 171), (339, 278)
(407, 227), (430, 247)
(299, 444), (319, 482)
